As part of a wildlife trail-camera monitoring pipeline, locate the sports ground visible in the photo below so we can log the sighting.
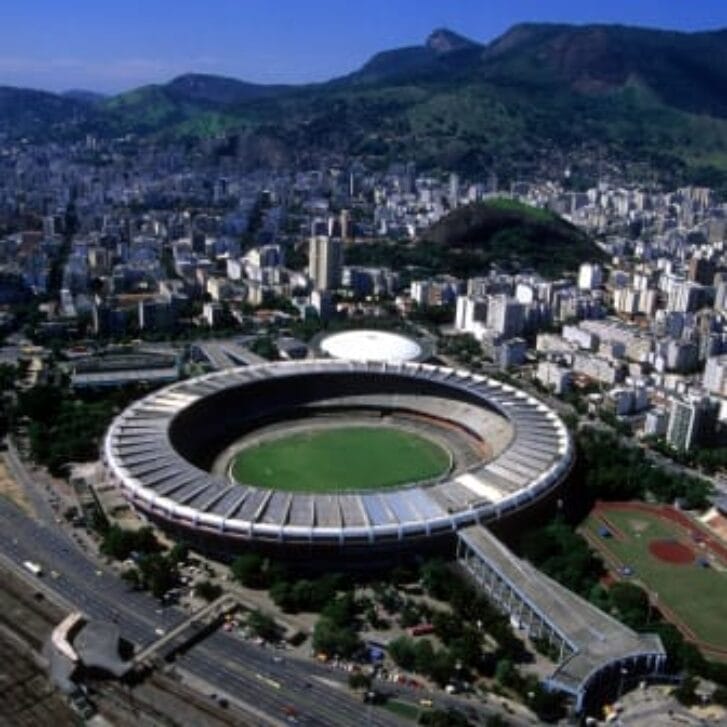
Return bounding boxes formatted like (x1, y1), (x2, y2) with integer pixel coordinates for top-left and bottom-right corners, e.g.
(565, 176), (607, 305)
(582, 501), (727, 658)
(229, 425), (451, 492)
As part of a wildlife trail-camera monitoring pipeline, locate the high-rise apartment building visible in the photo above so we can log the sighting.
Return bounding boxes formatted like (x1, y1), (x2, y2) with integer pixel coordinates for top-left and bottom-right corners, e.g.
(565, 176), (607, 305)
(577, 263), (603, 291)
(486, 295), (524, 338)
(666, 396), (718, 452)
(308, 235), (342, 291)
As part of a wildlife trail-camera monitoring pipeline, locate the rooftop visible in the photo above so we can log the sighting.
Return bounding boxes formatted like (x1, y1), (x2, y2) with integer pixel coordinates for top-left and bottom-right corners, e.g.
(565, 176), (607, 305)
(319, 329), (425, 363)
(459, 525), (665, 696)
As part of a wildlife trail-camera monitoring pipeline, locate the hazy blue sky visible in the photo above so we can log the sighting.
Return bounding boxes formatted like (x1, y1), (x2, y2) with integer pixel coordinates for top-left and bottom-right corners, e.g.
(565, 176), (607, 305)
(3, 0), (727, 93)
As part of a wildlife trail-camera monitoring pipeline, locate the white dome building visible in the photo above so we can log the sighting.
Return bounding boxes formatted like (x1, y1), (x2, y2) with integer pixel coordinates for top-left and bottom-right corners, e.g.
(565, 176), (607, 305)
(317, 329), (430, 363)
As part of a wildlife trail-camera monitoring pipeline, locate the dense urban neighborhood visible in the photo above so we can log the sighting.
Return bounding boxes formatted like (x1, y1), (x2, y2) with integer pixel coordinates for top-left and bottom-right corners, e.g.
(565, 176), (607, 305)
(2, 15), (727, 727)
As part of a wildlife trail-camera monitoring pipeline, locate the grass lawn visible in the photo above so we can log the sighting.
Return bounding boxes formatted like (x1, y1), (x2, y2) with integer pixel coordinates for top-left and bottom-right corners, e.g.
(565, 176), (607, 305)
(381, 700), (424, 721)
(583, 506), (727, 652)
(230, 425), (450, 492)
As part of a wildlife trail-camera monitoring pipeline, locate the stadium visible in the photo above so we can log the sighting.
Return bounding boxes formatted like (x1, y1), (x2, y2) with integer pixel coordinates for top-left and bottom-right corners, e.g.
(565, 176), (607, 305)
(102, 359), (573, 559)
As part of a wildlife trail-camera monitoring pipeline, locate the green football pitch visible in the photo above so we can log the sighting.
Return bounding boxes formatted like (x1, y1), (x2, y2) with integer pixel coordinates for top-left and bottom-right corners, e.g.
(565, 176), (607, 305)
(229, 425), (451, 492)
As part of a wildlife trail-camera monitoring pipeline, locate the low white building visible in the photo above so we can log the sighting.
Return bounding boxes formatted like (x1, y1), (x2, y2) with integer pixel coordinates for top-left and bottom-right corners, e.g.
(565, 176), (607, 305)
(643, 408), (668, 437)
(578, 263), (603, 291)
(536, 360), (573, 395)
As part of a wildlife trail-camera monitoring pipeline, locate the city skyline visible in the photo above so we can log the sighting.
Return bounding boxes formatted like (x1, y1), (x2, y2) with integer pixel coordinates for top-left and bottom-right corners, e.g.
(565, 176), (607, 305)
(1, 0), (726, 93)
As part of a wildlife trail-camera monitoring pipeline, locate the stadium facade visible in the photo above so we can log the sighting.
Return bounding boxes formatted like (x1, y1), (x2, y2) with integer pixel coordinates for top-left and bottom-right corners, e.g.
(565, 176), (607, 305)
(103, 359), (573, 557)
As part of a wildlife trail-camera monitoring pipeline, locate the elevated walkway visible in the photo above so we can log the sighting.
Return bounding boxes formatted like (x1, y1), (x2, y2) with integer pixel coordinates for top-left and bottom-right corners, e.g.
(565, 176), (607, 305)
(196, 340), (266, 370)
(457, 525), (666, 712)
(132, 593), (237, 666)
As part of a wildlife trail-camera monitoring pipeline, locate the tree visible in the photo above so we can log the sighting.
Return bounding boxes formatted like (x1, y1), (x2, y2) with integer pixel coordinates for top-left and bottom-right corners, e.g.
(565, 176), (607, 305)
(100, 525), (134, 560)
(17, 384), (62, 422)
(19, 387), (118, 475)
(495, 658), (515, 687)
(399, 600), (423, 628)
(418, 708), (470, 726)
(101, 525), (160, 561)
(428, 649), (456, 687)
(673, 674), (699, 706)
(0, 363), (18, 392)
(377, 586), (404, 613)
(231, 553), (266, 588)
(433, 611), (463, 643)
(576, 427), (713, 509)
(388, 636), (417, 670)
(247, 609), (280, 641)
(280, 574), (345, 613)
(312, 617), (360, 658)
(250, 335), (279, 361)
(168, 541), (189, 565)
(524, 679), (567, 722)
(420, 558), (453, 600)
(291, 579), (317, 610)
(449, 634), (481, 670)
(194, 580), (222, 602)
(269, 580), (296, 612)
(414, 639), (436, 674)
(390, 566), (416, 586)
(138, 553), (178, 599)
(609, 582), (650, 628)
(322, 592), (358, 627)
(348, 672), (371, 690)
(520, 519), (603, 597)
(121, 567), (141, 590)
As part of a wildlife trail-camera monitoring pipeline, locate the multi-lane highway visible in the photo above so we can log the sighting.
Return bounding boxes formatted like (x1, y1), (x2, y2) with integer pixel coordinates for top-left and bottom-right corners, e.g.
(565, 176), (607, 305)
(0, 497), (405, 726)
(0, 452), (533, 727)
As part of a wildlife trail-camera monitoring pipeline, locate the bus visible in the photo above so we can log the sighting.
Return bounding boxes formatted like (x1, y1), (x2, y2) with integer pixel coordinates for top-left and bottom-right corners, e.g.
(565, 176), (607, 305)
(23, 561), (43, 576)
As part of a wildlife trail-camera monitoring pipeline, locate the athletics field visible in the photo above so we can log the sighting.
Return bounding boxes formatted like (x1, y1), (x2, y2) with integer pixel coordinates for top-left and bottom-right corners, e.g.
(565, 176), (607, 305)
(582, 501), (727, 658)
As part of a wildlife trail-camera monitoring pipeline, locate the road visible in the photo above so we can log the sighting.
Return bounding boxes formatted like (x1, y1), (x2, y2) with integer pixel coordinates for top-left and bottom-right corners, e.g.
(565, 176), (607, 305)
(0, 498), (402, 727)
(0, 495), (533, 725)
(3, 438), (62, 526)
(0, 446), (533, 726)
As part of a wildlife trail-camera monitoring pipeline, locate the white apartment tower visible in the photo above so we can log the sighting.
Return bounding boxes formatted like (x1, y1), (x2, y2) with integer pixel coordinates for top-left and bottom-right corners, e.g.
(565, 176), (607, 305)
(703, 354), (727, 396)
(486, 295), (524, 339)
(578, 263), (604, 291)
(309, 235), (343, 291)
(455, 295), (487, 333)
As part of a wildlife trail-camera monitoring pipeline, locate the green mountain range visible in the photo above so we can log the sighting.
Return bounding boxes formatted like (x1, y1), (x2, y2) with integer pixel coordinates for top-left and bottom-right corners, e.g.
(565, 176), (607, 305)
(2, 23), (727, 189)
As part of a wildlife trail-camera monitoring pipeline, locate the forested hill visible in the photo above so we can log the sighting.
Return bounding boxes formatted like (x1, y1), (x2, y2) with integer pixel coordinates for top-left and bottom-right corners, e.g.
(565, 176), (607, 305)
(423, 198), (604, 276)
(1, 23), (727, 190)
(346, 198), (605, 279)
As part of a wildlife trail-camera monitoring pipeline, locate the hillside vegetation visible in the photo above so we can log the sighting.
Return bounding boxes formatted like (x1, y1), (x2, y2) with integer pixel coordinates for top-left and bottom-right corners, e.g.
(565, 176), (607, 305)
(347, 198), (603, 278)
(423, 198), (603, 276)
(1, 24), (727, 190)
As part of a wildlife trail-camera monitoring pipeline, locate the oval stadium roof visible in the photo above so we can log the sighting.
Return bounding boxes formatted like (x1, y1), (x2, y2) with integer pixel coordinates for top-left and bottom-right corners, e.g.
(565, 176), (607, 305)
(103, 360), (573, 549)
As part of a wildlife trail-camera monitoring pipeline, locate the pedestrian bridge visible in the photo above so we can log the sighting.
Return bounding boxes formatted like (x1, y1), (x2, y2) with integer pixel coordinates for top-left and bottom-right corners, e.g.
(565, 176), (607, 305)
(132, 593), (237, 666)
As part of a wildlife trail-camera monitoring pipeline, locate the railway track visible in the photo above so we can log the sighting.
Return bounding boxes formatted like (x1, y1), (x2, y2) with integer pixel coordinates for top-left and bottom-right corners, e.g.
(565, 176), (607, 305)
(0, 565), (264, 726)
(0, 573), (62, 651)
(95, 674), (246, 727)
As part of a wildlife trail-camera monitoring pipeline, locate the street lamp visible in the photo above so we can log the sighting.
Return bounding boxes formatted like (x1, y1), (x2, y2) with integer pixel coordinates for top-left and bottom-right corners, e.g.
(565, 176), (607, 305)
(617, 665), (629, 702)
